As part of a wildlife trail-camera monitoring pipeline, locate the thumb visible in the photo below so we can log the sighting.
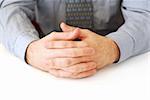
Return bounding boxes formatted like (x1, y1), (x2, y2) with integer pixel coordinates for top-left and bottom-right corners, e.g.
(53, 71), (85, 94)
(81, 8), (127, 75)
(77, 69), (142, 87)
(60, 22), (88, 40)
(60, 22), (76, 32)
(44, 28), (81, 41)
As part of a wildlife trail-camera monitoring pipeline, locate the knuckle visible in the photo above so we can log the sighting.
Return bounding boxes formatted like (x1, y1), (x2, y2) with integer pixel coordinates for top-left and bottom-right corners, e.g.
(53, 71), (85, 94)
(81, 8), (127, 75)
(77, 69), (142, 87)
(44, 61), (50, 68)
(49, 59), (55, 67)
(79, 49), (87, 55)
(51, 31), (56, 35)
(74, 67), (81, 72)
(61, 42), (68, 47)
(64, 58), (72, 66)
(73, 65), (84, 73)
(66, 42), (75, 48)
(70, 50), (77, 57)
(56, 58), (72, 67)
(49, 42), (54, 47)
(68, 67), (78, 73)
(85, 47), (95, 55)
(70, 68), (79, 73)
(71, 42), (76, 47)
(82, 48), (87, 54)
(42, 61), (51, 71)
(50, 32), (57, 37)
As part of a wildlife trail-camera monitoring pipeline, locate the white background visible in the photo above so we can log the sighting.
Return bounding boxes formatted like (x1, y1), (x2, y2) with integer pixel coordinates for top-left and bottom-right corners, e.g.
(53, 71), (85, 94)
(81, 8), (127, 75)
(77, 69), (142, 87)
(0, 44), (150, 100)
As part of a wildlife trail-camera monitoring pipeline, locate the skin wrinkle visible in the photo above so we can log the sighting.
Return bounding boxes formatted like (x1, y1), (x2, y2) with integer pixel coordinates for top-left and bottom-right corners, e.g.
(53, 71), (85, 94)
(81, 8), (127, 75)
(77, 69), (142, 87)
(26, 22), (120, 78)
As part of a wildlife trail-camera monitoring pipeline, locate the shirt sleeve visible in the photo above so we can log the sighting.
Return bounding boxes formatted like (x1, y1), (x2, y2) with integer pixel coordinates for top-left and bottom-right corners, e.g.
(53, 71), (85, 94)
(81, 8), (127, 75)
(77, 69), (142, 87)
(0, 0), (40, 61)
(106, 0), (150, 62)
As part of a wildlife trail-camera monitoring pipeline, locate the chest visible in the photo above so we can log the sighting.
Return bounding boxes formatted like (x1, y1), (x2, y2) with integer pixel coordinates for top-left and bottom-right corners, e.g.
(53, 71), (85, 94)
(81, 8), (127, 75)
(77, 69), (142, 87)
(36, 0), (123, 35)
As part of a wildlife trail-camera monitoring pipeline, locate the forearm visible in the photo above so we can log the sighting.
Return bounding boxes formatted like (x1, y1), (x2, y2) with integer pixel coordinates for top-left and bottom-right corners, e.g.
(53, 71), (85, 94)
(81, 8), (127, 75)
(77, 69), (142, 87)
(0, 0), (40, 60)
(107, 0), (150, 62)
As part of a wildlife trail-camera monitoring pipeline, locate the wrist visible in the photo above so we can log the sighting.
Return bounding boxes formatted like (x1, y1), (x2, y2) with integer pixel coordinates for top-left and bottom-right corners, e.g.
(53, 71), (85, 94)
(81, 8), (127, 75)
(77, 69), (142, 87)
(108, 38), (120, 63)
(112, 40), (120, 63)
(25, 40), (36, 64)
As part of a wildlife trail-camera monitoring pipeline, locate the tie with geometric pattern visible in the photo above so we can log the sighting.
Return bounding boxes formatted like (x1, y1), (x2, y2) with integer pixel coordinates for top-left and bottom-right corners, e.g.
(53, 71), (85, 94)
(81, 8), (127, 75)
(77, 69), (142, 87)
(65, 0), (94, 29)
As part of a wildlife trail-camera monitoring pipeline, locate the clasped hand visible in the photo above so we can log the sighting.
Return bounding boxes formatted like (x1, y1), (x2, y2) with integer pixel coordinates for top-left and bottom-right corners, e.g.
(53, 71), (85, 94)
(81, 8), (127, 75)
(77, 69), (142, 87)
(26, 23), (120, 79)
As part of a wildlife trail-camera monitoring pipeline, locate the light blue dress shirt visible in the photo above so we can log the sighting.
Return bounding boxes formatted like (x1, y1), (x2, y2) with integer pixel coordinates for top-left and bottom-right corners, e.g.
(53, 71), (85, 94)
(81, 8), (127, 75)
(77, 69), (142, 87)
(0, 0), (150, 62)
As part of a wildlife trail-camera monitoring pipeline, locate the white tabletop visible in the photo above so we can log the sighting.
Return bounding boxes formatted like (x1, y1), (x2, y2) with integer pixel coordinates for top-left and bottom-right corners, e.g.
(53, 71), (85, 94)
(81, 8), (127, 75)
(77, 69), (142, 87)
(0, 44), (149, 100)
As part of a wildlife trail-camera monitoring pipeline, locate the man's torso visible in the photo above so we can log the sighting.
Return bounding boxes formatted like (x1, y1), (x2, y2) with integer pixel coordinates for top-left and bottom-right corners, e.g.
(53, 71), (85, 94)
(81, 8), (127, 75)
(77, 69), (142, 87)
(35, 0), (124, 36)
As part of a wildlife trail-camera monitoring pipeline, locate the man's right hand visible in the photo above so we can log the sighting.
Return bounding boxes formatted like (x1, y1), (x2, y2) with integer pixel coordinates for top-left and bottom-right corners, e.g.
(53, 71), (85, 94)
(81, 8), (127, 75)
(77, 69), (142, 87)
(26, 29), (97, 78)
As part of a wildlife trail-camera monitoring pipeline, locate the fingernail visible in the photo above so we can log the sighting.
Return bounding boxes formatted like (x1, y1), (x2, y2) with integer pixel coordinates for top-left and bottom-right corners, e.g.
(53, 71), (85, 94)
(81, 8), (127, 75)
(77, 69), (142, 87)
(60, 22), (66, 28)
(61, 22), (65, 25)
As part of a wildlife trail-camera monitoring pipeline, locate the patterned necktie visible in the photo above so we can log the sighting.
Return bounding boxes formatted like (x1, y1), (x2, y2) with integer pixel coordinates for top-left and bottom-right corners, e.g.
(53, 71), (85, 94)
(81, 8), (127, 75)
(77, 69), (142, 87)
(65, 0), (93, 29)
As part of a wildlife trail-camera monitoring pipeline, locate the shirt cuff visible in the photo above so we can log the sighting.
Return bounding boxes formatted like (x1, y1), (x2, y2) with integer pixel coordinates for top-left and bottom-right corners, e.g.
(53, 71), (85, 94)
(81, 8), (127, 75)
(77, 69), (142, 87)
(13, 34), (39, 62)
(106, 31), (135, 63)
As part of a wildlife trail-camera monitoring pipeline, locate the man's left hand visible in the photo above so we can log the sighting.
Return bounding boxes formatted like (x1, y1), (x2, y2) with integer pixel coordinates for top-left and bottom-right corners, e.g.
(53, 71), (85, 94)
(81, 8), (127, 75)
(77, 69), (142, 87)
(60, 23), (120, 70)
